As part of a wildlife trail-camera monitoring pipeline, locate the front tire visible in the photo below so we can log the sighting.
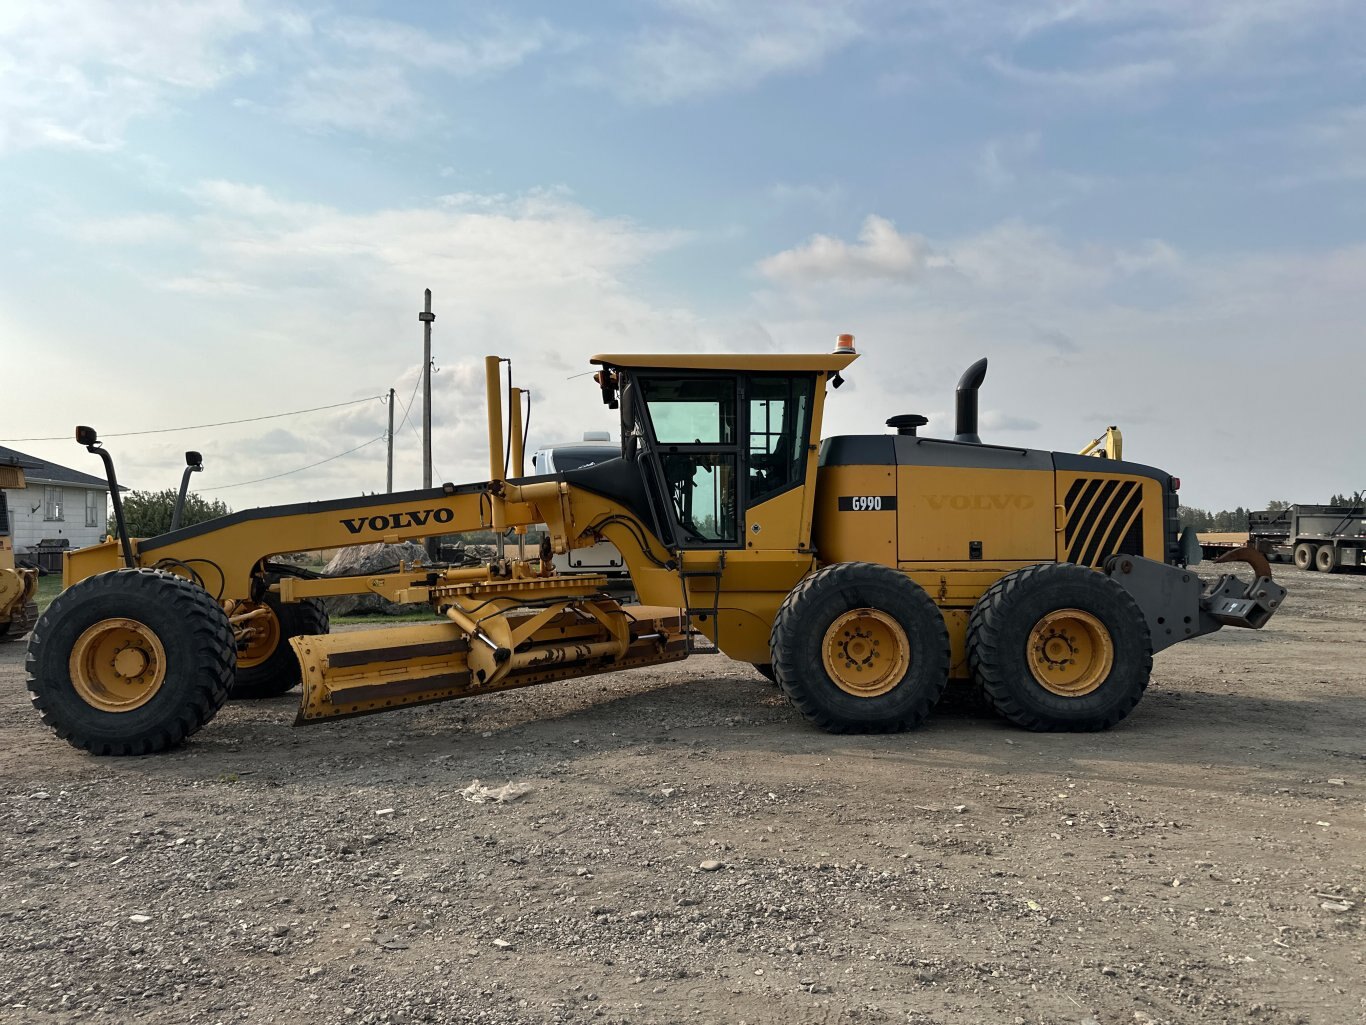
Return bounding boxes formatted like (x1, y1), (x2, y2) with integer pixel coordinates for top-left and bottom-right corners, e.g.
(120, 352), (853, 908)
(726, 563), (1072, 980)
(26, 569), (235, 755)
(751, 662), (778, 685)
(770, 562), (949, 733)
(968, 563), (1151, 732)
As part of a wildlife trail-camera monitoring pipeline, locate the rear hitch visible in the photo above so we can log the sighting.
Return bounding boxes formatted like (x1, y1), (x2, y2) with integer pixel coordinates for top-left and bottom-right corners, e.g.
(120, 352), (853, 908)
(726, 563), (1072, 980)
(1202, 546), (1286, 630)
(1105, 547), (1287, 653)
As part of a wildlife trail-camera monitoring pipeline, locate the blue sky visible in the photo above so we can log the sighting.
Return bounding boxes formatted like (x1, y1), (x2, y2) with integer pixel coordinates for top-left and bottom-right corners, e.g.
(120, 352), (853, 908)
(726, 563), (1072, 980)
(1, 1), (1363, 511)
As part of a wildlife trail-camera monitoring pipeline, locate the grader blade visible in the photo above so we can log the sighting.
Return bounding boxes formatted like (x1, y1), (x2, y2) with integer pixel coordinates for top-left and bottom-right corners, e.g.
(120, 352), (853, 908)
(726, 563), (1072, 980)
(291, 605), (689, 723)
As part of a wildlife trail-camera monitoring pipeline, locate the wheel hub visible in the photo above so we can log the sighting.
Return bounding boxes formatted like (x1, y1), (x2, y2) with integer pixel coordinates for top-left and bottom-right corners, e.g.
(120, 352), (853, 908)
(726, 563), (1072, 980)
(1026, 609), (1113, 697)
(821, 608), (910, 698)
(68, 618), (167, 712)
(112, 646), (149, 678)
(225, 599), (280, 668)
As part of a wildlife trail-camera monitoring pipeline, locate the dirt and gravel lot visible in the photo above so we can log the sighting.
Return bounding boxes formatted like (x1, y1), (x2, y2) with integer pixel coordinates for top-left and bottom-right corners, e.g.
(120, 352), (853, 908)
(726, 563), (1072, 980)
(0, 564), (1362, 1025)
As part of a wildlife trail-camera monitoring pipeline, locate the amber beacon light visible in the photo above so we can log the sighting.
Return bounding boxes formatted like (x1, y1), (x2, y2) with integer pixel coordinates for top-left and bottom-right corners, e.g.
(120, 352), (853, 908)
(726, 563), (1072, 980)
(833, 333), (856, 355)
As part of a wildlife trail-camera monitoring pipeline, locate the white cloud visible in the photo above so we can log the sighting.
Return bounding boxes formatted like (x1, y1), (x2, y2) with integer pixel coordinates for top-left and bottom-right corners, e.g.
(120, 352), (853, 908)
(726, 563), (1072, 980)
(591, 0), (866, 103)
(3, 2), (1355, 152)
(768, 182), (846, 209)
(273, 14), (562, 136)
(323, 15), (558, 74)
(67, 213), (190, 246)
(752, 219), (1366, 508)
(280, 64), (422, 137)
(759, 216), (1181, 298)
(26, 183), (708, 503)
(757, 216), (935, 285)
(980, 410), (1039, 432)
(0, 0), (266, 152)
(974, 132), (1041, 190)
(983, 54), (1175, 98)
(1269, 104), (1366, 189)
(0, 3), (563, 149)
(877, 0), (1358, 106)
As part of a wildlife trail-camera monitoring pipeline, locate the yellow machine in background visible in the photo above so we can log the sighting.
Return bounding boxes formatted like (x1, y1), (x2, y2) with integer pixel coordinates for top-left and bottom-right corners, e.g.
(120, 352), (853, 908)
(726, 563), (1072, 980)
(27, 336), (1284, 755)
(0, 461), (39, 643)
(1080, 426), (1123, 461)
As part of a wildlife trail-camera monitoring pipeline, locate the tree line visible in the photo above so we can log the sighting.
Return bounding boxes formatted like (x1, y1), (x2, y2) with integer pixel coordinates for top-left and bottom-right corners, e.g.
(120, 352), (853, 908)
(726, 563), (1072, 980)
(105, 489), (231, 539)
(1180, 493), (1366, 532)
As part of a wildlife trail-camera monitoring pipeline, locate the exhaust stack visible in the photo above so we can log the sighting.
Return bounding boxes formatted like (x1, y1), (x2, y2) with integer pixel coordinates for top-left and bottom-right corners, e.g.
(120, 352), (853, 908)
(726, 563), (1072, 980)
(954, 358), (988, 444)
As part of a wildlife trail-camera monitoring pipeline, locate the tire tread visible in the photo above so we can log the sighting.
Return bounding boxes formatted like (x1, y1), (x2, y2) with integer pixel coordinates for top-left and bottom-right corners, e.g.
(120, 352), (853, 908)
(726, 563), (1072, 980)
(26, 568), (234, 755)
(967, 562), (1151, 732)
(770, 562), (949, 734)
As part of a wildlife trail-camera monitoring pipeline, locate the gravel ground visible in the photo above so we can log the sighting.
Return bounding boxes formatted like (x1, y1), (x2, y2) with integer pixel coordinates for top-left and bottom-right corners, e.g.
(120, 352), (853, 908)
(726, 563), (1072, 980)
(0, 563), (1362, 1025)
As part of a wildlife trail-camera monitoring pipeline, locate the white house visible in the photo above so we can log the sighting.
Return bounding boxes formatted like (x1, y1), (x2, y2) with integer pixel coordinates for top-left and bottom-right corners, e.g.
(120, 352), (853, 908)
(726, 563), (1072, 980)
(0, 445), (119, 556)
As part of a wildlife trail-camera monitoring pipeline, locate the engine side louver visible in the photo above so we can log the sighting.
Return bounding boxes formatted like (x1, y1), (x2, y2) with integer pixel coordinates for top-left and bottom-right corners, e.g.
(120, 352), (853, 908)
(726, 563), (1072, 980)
(1062, 478), (1145, 567)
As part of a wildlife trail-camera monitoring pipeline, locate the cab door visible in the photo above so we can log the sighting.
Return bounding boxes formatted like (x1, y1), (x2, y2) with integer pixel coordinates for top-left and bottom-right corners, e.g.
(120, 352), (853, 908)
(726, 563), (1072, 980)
(635, 373), (743, 550)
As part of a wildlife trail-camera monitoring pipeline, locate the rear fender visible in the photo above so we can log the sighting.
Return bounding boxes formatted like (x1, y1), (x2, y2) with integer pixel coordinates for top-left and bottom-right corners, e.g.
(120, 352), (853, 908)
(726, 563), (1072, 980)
(64, 538), (127, 588)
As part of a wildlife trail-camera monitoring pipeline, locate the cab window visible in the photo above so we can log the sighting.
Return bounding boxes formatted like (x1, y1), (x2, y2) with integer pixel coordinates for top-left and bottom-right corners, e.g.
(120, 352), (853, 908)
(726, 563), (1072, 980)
(639, 378), (737, 445)
(639, 377), (739, 544)
(747, 376), (813, 506)
(635, 372), (815, 547)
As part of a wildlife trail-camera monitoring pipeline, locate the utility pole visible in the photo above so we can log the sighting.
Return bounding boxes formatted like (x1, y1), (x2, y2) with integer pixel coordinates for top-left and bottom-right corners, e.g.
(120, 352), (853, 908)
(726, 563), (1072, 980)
(385, 387), (395, 493)
(418, 289), (438, 562)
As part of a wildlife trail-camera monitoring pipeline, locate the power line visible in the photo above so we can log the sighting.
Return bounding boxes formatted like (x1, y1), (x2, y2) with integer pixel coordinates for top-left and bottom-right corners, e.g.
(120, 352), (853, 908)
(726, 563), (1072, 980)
(392, 369), (423, 437)
(2, 395), (384, 443)
(394, 386), (446, 482)
(201, 435), (388, 492)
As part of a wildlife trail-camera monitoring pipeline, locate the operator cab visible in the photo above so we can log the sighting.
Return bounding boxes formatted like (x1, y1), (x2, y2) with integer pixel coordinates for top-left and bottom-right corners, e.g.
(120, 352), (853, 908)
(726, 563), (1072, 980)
(589, 348), (857, 552)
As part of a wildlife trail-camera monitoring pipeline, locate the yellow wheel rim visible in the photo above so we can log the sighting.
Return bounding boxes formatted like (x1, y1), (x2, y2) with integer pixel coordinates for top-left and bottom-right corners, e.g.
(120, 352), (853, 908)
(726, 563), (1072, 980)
(68, 618), (167, 713)
(1027, 609), (1114, 697)
(822, 608), (910, 698)
(226, 600), (280, 670)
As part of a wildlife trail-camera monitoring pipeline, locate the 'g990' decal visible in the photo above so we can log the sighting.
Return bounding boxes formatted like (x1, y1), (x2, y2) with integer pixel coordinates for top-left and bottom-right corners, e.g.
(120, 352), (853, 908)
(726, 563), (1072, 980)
(838, 495), (897, 511)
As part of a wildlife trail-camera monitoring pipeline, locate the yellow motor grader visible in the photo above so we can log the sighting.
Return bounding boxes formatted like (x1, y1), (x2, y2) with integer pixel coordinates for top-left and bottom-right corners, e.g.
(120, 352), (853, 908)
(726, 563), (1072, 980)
(0, 460), (39, 643)
(27, 338), (1284, 755)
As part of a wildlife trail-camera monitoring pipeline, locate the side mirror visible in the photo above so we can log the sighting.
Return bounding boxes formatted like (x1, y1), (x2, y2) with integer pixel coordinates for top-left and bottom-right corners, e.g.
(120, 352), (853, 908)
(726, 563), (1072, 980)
(75, 426), (98, 447)
(1179, 526), (1203, 567)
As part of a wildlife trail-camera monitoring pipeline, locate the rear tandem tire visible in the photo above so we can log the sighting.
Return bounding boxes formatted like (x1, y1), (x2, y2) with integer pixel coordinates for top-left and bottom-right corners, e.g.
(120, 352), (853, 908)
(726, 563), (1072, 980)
(25, 568), (235, 755)
(230, 591), (330, 699)
(1315, 544), (1339, 574)
(967, 562), (1152, 732)
(769, 562), (949, 734)
(1294, 543), (1317, 571)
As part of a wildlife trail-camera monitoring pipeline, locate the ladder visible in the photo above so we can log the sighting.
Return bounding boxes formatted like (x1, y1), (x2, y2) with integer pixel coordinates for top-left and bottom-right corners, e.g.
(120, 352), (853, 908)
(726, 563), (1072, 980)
(678, 550), (725, 655)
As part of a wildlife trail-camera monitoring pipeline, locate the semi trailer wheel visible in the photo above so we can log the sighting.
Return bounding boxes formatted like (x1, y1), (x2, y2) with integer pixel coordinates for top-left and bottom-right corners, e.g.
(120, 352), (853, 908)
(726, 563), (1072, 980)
(228, 589), (329, 699)
(26, 568), (235, 755)
(1315, 545), (1339, 574)
(967, 563), (1152, 732)
(1294, 543), (1317, 571)
(769, 562), (949, 733)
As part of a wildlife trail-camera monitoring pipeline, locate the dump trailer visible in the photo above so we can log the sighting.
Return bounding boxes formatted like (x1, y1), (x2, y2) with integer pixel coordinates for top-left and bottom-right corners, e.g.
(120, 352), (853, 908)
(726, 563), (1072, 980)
(1250, 504), (1366, 574)
(27, 337), (1285, 755)
(0, 460), (39, 642)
